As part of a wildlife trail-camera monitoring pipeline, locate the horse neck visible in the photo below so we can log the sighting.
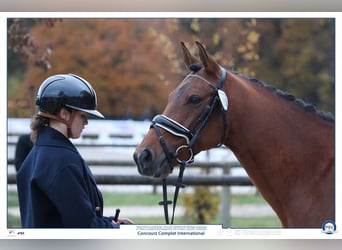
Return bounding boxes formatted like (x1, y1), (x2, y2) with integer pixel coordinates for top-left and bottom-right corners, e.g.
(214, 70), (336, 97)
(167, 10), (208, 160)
(223, 72), (334, 226)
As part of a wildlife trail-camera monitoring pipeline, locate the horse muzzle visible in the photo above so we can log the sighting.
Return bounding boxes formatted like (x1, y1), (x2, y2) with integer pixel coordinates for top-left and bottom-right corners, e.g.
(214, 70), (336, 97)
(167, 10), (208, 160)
(133, 148), (172, 178)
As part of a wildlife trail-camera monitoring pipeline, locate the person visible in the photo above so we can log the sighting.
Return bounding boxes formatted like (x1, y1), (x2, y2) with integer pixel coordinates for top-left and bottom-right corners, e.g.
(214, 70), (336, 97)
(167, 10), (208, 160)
(16, 73), (133, 228)
(14, 134), (33, 172)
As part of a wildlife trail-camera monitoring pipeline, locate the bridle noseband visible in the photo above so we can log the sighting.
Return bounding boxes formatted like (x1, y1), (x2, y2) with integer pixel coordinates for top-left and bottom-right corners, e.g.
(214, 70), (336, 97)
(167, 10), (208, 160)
(150, 66), (229, 224)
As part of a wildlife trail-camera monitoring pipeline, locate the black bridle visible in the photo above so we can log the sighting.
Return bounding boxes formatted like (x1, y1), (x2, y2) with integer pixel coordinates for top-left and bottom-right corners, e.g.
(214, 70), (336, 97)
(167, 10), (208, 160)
(150, 66), (229, 224)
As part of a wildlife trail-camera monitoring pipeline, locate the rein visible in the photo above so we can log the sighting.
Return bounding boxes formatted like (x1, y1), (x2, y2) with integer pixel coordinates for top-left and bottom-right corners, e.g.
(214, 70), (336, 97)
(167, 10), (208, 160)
(150, 67), (228, 224)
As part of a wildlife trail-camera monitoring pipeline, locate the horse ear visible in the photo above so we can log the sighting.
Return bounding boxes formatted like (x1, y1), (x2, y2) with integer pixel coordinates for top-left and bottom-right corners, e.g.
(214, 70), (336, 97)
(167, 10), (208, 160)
(181, 41), (200, 71)
(196, 41), (220, 75)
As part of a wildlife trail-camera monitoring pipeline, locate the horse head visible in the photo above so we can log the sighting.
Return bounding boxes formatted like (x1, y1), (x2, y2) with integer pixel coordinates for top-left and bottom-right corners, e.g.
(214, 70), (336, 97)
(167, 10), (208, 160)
(134, 41), (229, 178)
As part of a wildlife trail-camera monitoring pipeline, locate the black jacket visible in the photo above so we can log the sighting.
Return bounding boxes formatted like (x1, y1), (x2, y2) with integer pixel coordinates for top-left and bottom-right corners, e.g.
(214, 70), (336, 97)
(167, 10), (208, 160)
(17, 126), (117, 228)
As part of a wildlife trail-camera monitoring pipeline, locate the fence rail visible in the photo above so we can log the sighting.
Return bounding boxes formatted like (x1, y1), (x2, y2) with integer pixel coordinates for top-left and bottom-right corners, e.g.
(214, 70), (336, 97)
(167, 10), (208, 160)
(7, 158), (241, 168)
(7, 173), (252, 186)
(8, 121), (259, 226)
(7, 156), (250, 186)
(7, 140), (254, 227)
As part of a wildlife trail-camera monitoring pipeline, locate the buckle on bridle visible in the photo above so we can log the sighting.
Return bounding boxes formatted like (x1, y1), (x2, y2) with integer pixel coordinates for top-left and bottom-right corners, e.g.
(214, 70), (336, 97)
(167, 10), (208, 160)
(175, 145), (194, 164)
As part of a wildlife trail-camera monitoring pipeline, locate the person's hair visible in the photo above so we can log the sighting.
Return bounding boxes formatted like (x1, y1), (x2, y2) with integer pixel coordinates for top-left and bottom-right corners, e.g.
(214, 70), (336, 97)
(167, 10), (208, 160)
(30, 106), (74, 142)
(30, 114), (49, 142)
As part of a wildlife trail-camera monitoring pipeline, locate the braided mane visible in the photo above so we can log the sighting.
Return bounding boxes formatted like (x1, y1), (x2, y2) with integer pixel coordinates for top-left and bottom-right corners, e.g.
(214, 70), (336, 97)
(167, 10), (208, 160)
(228, 70), (335, 123)
(187, 63), (334, 122)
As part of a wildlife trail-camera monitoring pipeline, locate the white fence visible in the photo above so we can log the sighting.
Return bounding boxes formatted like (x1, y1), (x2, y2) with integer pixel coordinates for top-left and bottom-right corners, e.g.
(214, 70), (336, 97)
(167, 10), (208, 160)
(8, 118), (151, 146)
(7, 118), (254, 192)
(7, 118), (261, 227)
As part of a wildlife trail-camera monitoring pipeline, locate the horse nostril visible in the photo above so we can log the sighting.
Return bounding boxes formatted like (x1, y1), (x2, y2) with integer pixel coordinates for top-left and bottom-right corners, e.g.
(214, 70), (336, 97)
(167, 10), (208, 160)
(140, 148), (153, 163)
(134, 148), (154, 167)
(134, 148), (156, 176)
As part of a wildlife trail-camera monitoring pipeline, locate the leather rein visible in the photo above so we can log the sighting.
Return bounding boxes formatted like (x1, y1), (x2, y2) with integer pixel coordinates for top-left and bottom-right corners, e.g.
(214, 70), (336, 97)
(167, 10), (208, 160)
(150, 67), (229, 224)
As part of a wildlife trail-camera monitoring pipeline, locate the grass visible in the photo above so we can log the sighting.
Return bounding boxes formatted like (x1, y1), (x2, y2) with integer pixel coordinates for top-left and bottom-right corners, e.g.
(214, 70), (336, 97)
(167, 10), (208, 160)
(7, 189), (281, 228)
(101, 191), (268, 206)
(102, 191), (162, 206)
(8, 214), (21, 228)
(230, 216), (281, 228)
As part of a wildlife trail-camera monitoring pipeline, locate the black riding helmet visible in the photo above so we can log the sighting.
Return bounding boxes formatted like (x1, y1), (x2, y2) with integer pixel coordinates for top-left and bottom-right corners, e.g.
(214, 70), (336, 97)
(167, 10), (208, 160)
(36, 74), (104, 118)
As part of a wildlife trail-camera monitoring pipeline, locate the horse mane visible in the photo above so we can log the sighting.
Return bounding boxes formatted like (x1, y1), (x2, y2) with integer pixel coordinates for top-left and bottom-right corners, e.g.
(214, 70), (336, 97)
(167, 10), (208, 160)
(228, 69), (335, 123)
(186, 63), (334, 122)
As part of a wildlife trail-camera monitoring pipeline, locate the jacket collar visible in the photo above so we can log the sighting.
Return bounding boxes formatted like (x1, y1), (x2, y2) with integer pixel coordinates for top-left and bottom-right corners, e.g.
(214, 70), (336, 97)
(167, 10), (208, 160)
(35, 126), (78, 153)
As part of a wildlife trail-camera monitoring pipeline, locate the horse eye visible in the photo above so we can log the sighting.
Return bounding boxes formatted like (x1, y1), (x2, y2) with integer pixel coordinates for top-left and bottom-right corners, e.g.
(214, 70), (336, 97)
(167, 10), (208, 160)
(188, 95), (202, 105)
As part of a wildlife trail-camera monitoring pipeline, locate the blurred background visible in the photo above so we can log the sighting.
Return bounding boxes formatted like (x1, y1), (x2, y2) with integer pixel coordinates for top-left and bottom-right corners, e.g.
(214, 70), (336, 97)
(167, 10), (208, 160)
(8, 18), (335, 119)
(7, 17), (335, 228)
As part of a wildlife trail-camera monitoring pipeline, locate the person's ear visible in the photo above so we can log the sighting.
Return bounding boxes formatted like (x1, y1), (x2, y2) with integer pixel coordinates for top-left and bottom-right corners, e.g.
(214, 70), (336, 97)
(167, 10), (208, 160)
(59, 108), (71, 121)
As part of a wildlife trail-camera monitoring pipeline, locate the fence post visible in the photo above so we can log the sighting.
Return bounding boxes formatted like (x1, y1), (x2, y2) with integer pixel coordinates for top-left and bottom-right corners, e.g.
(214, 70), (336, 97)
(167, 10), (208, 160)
(221, 163), (231, 228)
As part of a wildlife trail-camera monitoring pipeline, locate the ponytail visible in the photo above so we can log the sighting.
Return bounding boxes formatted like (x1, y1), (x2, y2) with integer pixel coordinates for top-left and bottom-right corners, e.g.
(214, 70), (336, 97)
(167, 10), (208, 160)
(30, 114), (49, 142)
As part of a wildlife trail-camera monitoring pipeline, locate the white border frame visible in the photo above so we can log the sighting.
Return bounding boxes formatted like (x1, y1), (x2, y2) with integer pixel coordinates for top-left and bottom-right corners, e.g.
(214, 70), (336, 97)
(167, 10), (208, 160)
(1, 12), (341, 239)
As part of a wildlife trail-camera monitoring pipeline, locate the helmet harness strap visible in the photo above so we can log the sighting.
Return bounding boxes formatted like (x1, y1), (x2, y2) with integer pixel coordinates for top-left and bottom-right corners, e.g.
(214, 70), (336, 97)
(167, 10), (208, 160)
(37, 109), (77, 138)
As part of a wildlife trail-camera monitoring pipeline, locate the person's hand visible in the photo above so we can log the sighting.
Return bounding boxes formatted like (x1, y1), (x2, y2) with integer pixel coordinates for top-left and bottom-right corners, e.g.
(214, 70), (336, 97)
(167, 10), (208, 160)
(113, 218), (134, 224)
(118, 218), (134, 224)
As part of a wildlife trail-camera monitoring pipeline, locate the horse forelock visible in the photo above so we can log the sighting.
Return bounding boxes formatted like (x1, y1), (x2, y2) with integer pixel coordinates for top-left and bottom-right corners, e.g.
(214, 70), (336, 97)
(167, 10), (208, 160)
(189, 62), (203, 73)
(228, 70), (335, 123)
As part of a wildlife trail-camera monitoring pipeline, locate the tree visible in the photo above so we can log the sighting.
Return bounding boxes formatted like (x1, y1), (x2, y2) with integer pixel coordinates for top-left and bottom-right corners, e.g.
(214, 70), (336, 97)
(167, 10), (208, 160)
(9, 18), (261, 118)
(7, 18), (60, 71)
(10, 19), (179, 118)
(252, 19), (335, 113)
(8, 18), (334, 118)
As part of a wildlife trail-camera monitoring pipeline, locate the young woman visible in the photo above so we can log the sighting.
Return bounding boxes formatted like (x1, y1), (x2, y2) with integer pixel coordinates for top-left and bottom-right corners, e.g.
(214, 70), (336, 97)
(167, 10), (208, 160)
(16, 74), (133, 228)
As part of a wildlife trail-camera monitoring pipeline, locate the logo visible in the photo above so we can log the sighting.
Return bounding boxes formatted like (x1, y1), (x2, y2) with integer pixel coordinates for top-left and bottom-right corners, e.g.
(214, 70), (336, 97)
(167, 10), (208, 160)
(7, 230), (25, 237)
(321, 220), (337, 234)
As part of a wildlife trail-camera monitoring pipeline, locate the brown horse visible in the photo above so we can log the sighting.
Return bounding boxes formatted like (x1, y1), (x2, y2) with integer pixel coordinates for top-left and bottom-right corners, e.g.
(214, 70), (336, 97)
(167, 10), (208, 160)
(133, 41), (335, 228)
